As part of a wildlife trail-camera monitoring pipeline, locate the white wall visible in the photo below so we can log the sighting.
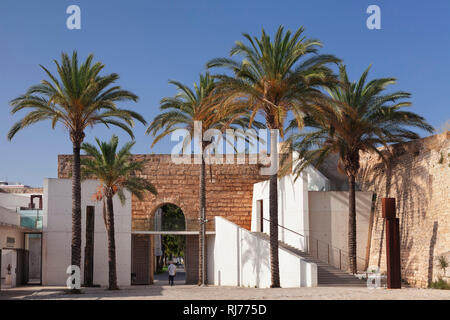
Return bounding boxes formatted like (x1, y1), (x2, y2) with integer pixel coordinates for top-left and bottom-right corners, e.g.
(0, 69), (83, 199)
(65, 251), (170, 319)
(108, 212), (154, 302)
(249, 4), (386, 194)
(308, 191), (373, 271)
(1, 249), (17, 287)
(42, 178), (131, 287)
(0, 226), (24, 285)
(305, 166), (330, 191)
(211, 216), (317, 288)
(251, 173), (309, 251)
(0, 206), (20, 225)
(0, 193), (36, 211)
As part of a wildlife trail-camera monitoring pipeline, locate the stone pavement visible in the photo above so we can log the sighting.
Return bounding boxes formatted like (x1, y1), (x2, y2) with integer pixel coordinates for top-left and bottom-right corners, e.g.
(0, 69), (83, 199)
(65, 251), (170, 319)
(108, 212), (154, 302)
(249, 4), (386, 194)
(1, 284), (449, 300)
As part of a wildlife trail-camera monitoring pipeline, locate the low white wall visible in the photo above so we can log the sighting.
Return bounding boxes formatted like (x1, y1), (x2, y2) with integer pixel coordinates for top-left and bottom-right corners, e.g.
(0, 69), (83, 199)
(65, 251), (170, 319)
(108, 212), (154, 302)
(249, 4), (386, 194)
(211, 216), (317, 288)
(308, 191), (373, 271)
(42, 178), (131, 287)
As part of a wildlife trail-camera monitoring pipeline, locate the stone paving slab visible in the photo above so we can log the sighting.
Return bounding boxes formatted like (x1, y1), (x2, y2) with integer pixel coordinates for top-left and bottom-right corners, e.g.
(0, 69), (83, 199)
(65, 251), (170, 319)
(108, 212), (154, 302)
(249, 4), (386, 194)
(1, 285), (450, 300)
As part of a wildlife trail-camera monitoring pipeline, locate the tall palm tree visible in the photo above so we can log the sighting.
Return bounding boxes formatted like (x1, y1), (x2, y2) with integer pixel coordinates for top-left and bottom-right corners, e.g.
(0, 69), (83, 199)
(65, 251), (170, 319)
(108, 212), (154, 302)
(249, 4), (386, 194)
(288, 65), (434, 273)
(147, 73), (261, 286)
(81, 135), (157, 290)
(207, 26), (340, 287)
(7, 51), (146, 287)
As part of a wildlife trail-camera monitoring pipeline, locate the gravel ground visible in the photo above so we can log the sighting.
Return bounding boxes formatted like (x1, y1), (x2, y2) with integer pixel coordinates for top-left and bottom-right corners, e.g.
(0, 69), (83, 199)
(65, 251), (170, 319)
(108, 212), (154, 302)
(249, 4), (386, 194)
(1, 284), (450, 300)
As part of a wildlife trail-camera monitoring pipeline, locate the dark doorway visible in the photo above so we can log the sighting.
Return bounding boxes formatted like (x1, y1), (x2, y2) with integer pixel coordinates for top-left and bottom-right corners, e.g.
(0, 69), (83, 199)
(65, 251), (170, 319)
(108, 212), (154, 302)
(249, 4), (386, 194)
(83, 206), (95, 286)
(257, 199), (264, 232)
(131, 234), (152, 285)
(24, 233), (42, 285)
(15, 249), (28, 285)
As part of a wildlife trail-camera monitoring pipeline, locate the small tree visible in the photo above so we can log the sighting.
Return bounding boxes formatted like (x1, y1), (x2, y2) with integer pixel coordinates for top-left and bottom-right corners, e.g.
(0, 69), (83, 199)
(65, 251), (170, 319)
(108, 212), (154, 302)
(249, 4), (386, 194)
(438, 256), (449, 277)
(81, 135), (157, 290)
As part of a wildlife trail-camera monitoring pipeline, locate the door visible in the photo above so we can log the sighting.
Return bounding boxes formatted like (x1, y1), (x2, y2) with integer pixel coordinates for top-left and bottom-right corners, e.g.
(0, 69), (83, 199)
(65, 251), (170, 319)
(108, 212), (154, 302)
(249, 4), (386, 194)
(131, 235), (151, 285)
(15, 249), (29, 286)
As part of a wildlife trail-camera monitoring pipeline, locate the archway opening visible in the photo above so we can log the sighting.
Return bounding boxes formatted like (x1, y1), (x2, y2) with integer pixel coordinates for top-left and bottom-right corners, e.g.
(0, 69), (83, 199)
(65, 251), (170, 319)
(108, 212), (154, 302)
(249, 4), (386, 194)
(153, 204), (187, 285)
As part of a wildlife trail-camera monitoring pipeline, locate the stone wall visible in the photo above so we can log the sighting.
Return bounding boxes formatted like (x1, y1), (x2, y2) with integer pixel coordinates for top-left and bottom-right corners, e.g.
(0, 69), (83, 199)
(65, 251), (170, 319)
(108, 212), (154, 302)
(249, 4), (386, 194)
(358, 132), (450, 288)
(58, 154), (267, 230)
(0, 187), (43, 194)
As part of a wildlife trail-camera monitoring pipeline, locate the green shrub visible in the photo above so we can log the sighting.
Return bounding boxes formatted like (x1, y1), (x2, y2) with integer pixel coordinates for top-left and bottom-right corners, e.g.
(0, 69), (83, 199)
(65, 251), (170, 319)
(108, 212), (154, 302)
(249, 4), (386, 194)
(438, 256), (449, 274)
(429, 278), (450, 290)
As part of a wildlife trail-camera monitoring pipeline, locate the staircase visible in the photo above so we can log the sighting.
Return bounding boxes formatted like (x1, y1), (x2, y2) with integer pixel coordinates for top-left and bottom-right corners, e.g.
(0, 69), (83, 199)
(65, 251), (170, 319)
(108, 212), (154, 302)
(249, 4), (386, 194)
(252, 232), (367, 287)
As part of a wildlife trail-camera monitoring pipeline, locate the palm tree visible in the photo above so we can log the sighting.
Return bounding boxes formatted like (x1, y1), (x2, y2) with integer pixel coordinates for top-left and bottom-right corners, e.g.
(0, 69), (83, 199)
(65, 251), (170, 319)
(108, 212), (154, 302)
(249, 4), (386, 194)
(81, 135), (157, 289)
(288, 65), (434, 273)
(207, 26), (340, 287)
(7, 51), (146, 287)
(147, 73), (261, 285)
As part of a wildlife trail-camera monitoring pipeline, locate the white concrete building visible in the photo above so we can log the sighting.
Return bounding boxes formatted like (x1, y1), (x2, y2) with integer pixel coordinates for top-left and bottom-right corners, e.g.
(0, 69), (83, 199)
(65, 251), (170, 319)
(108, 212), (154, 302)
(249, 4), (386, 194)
(1, 200), (41, 288)
(42, 178), (131, 286)
(250, 169), (373, 272)
(32, 151), (372, 289)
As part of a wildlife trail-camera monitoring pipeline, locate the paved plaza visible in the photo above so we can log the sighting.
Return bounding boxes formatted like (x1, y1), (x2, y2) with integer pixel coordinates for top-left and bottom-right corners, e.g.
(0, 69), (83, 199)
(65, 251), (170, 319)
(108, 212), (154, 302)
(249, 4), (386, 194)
(1, 284), (449, 300)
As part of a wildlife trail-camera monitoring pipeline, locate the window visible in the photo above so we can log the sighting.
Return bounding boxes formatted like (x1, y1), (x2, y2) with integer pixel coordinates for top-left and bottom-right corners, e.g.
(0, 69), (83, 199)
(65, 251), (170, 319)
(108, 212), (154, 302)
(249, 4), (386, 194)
(257, 200), (264, 232)
(6, 237), (15, 247)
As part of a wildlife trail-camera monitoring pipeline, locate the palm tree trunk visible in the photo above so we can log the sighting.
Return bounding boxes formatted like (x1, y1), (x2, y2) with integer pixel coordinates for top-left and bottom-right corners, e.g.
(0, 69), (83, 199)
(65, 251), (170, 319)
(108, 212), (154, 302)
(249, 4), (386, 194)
(106, 195), (118, 290)
(269, 132), (280, 288)
(71, 141), (82, 276)
(348, 174), (357, 274)
(198, 153), (207, 285)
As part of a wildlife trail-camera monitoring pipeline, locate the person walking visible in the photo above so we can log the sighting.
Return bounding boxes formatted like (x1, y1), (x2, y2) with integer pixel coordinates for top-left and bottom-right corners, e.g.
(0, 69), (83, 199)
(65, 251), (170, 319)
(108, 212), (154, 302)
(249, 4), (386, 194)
(168, 261), (177, 286)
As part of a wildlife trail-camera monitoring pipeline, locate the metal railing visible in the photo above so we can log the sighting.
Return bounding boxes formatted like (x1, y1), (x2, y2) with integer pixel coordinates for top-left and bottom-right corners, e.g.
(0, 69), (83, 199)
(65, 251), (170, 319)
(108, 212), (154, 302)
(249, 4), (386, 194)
(16, 206), (43, 230)
(262, 217), (366, 272)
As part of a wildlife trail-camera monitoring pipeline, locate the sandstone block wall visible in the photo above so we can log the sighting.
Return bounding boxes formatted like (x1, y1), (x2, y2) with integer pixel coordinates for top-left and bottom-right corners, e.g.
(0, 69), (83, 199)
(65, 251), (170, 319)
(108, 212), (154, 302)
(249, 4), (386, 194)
(358, 132), (450, 288)
(58, 154), (267, 230)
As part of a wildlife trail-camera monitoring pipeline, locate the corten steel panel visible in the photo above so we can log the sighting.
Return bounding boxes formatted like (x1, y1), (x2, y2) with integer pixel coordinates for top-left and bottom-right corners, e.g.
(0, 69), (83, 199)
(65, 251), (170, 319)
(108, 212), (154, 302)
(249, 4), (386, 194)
(383, 197), (402, 289)
(386, 218), (401, 288)
(83, 206), (95, 286)
(382, 198), (396, 219)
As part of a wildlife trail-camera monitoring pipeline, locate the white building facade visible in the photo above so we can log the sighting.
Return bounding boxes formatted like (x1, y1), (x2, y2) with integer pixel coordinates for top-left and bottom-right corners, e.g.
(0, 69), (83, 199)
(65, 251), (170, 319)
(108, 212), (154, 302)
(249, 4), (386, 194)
(42, 178), (131, 287)
(38, 151), (372, 288)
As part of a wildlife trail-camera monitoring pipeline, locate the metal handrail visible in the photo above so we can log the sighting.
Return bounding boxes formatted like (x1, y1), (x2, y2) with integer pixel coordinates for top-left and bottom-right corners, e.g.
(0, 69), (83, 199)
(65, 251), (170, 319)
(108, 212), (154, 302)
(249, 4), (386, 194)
(262, 217), (305, 239)
(261, 217), (366, 270)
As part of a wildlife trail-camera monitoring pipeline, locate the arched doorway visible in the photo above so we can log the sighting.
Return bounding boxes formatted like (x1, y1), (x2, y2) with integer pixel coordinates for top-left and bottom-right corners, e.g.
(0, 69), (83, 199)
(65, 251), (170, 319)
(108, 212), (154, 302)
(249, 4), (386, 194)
(153, 204), (186, 285)
(132, 202), (200, 286)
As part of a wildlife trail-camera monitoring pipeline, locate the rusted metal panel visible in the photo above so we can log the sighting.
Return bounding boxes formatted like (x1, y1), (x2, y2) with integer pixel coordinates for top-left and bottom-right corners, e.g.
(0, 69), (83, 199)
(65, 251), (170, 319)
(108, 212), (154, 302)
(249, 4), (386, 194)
(383, 198), (401, 289)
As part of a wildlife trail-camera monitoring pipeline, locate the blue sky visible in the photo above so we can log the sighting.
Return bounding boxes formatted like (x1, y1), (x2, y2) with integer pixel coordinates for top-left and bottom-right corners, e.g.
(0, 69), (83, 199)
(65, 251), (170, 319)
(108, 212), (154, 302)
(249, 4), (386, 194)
(0, 0), (449, 186)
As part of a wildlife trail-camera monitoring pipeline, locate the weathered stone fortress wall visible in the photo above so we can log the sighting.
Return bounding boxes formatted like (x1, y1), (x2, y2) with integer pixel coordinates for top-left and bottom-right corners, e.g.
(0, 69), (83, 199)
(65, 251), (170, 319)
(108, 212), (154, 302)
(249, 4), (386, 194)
(58, 154), (267, 230)
(358, 132), (450, 288)
(0, 187), (43, 194)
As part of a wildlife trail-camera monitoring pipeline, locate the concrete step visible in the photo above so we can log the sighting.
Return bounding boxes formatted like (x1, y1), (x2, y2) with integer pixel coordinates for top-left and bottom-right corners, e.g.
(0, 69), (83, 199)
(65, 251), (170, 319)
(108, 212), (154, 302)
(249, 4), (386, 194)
(252, 232), (367, 287)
